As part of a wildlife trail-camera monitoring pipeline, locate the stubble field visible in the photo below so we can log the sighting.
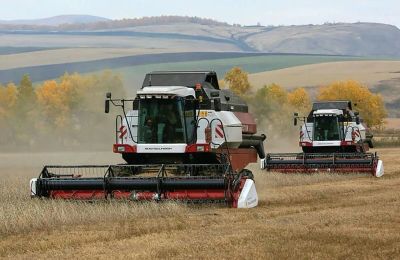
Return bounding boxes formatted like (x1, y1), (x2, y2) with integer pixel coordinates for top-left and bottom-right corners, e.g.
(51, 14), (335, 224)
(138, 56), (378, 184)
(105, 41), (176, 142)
(0, 148), (399, 259)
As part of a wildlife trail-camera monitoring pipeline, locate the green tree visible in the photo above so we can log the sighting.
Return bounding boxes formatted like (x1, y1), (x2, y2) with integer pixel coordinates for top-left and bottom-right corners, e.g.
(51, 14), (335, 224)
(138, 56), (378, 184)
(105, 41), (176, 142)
(250, 84), (288, 122)
(16, 74), (36, 113)
(0, 83), (18, 145)
(12, 74), (37, 144)
(248, 83), (311, 142)
(0, 82), (18, 119)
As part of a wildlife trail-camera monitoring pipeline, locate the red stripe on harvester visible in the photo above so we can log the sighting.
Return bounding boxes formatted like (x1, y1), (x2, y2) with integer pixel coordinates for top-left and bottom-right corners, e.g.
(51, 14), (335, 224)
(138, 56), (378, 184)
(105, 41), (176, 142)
(215, 124), (224, 138)
(119, 126), (127, 139)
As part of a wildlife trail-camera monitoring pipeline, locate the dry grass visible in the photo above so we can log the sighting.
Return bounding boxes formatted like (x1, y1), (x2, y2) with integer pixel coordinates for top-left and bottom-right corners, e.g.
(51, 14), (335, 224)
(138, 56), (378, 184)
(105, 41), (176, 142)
(0, 148), (399, 259)
(385, 118), (400, 130)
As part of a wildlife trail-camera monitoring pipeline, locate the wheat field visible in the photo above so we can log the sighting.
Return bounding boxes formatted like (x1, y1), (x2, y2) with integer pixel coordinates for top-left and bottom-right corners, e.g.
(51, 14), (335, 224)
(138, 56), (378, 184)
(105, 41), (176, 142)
(0, 148), (399, 259)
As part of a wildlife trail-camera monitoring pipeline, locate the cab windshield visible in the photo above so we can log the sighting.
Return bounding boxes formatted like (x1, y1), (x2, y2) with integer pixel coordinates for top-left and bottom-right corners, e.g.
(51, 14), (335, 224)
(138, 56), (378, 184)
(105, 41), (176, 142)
(138, 98), (195, 144)
(313, 115), (340, 141)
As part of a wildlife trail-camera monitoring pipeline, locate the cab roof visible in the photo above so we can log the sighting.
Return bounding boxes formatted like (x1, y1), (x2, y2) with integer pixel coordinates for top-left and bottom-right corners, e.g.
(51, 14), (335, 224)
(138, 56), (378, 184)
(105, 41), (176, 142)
(312, 101), (352, 111)
(142, 71), (220, 89)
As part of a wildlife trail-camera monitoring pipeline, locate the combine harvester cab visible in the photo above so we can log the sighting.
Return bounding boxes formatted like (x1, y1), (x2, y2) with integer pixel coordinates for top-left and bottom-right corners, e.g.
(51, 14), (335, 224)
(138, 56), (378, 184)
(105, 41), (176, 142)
(30, 71), (266, 208)
(262, 101), (384, 177)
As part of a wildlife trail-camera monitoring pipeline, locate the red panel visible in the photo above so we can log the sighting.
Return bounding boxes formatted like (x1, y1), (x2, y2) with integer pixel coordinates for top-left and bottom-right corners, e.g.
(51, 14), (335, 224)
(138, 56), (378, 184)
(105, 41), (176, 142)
(114, 190), (227, 200)
(112, 191), (133, 199)
(113, 144), (137, 153)
(340, 141), (354, 146)
(234, 112), (257, 134)
(218, 148), (257, 172)
(299, 141), (312, 147)
(165, 190), (226, 200)
(231, 179), (246, 208)
(50, 190), (106, 199)
(267, 166), (376, 175)
(185, 144), (211, 153)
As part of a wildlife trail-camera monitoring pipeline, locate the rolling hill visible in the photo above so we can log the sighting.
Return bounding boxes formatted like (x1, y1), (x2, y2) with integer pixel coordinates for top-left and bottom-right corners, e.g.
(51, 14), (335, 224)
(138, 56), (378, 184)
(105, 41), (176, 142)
(244, 23), (400, 57)
(0, 15), (110, 26)
(1, 16), (399, 57)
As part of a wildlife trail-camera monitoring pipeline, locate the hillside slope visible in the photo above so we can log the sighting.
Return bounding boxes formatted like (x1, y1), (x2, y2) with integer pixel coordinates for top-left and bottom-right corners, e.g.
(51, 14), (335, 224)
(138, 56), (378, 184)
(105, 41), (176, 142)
(86, 21), (400, 57)
(248, 60), (400, 116)
(245, 23), (400, 57)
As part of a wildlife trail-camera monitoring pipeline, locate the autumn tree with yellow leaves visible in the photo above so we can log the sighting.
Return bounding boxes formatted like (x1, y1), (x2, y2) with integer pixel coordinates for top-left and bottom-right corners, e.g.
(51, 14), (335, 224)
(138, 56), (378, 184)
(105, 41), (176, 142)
(0, 83), (18, 145)
(0, 71), (125, 150)
(287, 87), (311, 114)
(223, 67), (251, 96)
(0, 82), (18, 119)
(220, 66), (312, 137)
(36, 80), (70, 130)
(317, 80), (386, 128)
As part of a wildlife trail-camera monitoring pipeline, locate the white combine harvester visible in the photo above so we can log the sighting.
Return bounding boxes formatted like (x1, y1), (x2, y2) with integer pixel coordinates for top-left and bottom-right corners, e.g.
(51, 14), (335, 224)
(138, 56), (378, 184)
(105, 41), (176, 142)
(30, 71), (266, 208)
(263, 101), (384, 177)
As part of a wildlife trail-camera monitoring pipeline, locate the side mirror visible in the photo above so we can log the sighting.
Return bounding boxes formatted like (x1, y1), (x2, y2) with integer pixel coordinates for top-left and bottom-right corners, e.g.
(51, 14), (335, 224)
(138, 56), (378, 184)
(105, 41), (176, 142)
(106, 92), (112, 99)
(356, 116), (360, 125)
(293, 112), (299, 126)
(193, 99), (200, 109)
(210, 91), (219, 98)
(105, 100), (110, 113)
(214, 98), (221, 112)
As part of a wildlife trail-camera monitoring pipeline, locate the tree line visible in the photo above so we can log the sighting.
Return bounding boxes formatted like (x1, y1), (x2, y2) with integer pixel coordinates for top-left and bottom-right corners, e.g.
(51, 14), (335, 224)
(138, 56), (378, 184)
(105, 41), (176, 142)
(0, 16), (228, 31)
(0, 67), (387, 151)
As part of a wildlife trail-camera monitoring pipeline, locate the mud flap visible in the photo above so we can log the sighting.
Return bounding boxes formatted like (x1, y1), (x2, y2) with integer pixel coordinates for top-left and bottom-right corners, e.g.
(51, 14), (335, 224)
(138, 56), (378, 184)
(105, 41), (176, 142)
(30, 178), (37, 197)
(375, 160), (384, 177)
(260, 158), (266, 170)
(237, 179), (258, 208)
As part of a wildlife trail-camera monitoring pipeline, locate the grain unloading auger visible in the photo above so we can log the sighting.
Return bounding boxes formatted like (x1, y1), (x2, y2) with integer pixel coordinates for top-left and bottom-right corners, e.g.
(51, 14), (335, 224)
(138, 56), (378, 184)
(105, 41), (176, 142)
(30, 71), (266, 208)
(262, 101), (384, 177)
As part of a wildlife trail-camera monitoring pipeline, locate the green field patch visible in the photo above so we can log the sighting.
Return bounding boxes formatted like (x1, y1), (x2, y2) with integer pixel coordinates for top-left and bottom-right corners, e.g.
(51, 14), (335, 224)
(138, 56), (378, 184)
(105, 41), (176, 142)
(110, 54), (378, 92)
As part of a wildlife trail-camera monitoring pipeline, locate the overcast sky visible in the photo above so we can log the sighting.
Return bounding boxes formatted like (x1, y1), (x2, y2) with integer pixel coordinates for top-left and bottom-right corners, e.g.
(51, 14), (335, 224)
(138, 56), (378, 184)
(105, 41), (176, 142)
(1, 0), (399, 28)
